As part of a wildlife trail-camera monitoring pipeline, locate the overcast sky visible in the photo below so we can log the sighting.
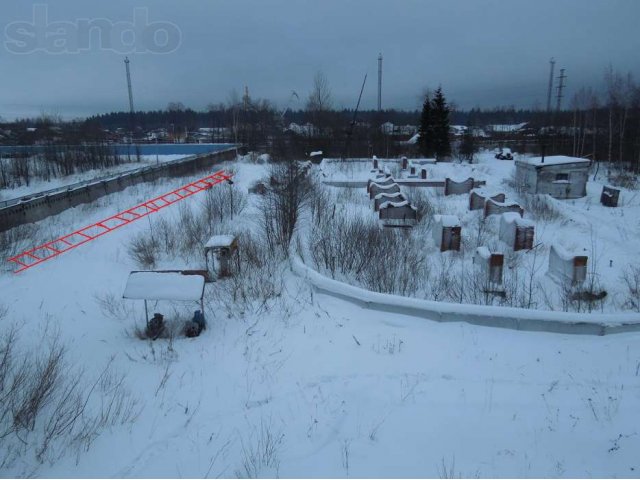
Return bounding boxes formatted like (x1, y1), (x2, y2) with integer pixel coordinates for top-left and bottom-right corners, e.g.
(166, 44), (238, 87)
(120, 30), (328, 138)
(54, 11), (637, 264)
(0, 0), (638, 120)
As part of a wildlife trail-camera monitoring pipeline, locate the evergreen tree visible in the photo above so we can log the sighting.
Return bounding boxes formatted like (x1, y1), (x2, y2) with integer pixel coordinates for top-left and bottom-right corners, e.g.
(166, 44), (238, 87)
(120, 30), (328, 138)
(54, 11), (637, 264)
(418, 94), (434, 157)
(431, 87), (451, 160)
(458, 128), (477, 163)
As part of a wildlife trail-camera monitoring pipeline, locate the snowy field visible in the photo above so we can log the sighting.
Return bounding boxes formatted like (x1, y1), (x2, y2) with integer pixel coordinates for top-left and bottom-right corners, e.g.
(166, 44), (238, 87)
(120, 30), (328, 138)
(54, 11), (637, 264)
(317, 152), (640, 315)
(0, 156), (639, 477)
(0, 154), (190, 202)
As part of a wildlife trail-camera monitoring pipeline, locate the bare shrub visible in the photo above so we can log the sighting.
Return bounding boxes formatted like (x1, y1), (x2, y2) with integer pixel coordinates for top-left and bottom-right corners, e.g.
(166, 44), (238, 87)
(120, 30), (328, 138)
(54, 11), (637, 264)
(621, 264), (640, 311)
(518, 194), (563, 222)
(0, 225), (41, 266)
(404, 188), (434, 225)
(236, 420), (284, 479)
(202, 182), (247, 226)
(128, 234), (158, 268)
(95, 293), (136, 322)
(607, 168), (638, 189)
(207, 230), (284, 317)
(0, 328), (140, 473)
(309, 210), (430, 297)
(260, 160), (312, 255)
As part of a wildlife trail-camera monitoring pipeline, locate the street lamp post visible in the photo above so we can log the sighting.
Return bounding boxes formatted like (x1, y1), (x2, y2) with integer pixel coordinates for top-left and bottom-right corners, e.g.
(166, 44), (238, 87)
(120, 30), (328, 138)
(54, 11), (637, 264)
(227, 179), (234, 220)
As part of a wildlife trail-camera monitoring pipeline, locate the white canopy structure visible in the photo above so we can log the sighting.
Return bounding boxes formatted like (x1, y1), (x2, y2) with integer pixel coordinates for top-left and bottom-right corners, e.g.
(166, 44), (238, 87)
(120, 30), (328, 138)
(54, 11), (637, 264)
(123, 271), (206, 325)
(123, 271), (205, 301)
(204, 235), (236, 250)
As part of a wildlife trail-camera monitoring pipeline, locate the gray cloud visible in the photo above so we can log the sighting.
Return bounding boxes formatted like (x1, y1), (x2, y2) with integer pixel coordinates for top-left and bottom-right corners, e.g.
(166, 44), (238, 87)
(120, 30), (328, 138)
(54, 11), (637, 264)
(1, 0), (638, 119)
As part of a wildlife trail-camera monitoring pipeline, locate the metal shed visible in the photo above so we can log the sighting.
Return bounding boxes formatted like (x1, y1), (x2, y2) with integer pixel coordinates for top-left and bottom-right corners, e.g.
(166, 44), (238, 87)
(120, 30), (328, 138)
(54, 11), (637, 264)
(514, 156), (590, 199)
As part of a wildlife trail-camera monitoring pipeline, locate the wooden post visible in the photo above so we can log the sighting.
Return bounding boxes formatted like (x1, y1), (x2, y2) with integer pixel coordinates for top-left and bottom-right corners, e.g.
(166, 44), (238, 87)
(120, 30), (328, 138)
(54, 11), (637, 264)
(144, 299), (149, 327)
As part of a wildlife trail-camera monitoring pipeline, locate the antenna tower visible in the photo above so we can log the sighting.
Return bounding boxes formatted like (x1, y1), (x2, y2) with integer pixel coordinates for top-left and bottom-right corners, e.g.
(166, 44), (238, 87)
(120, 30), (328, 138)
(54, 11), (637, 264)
(377, 53), (383, 111)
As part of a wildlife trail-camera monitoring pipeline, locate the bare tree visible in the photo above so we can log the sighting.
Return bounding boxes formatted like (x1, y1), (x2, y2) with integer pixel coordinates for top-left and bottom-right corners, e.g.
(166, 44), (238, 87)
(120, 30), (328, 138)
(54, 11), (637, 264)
(604, 66), (637, 167)
(306, 71), (333, 135)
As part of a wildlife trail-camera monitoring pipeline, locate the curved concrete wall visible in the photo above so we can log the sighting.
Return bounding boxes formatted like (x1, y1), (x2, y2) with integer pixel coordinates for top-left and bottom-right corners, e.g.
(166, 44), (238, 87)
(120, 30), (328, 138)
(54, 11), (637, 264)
(290, 257), (640, 336)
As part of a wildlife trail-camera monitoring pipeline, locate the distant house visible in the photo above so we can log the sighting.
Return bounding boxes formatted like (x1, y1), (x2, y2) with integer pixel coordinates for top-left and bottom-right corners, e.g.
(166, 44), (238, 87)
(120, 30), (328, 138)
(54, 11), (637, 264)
(514, 155), (590, 199)
(381, 122), (418, 136)
(449, 125), (468, 136)
(486, 122), (528, 134)
(286, 122), (319, 137)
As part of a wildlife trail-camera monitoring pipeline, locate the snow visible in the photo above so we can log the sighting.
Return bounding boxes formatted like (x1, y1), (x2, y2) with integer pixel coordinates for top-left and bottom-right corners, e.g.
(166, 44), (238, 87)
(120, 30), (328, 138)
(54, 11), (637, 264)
(501, 211), (533, 226)
(518, 155), (590, 167)
(204, 234), (236, 249)
(310, 151), (323, 157)
(378, 199), (415, 210)
(374, 191), (405, 201)
(123, 271), (205, 301)
(370, 182), (399, 191)
(434, 214), (460, 227)
(2, 153), (640, 477)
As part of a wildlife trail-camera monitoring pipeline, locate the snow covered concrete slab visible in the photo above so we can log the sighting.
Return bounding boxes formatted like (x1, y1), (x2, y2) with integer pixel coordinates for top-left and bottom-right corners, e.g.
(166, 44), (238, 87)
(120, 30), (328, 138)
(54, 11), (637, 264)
(123, 271), (205, 301)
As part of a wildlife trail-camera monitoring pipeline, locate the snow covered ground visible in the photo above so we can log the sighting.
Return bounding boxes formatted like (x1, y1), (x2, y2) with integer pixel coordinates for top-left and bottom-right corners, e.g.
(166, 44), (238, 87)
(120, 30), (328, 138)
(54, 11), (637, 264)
(1, 156), (640, 477)
(318, 152), (640, 314)
(0, 154), (190, 202)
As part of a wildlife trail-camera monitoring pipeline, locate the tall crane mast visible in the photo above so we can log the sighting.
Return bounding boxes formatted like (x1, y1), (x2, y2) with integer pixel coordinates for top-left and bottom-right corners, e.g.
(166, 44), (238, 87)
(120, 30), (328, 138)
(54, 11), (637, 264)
(342, 73), (368, 160)
(124, 57), (135, 141)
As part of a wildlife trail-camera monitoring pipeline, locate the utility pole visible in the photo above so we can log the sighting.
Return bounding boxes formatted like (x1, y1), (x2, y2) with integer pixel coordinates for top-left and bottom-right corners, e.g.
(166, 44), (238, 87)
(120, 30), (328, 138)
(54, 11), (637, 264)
(377, 53), (383, 112)
(243, 86), (250, 111)
(546, 57), (555, 114)
(124, 57), (135, 143)
(556, 68), (567, 113)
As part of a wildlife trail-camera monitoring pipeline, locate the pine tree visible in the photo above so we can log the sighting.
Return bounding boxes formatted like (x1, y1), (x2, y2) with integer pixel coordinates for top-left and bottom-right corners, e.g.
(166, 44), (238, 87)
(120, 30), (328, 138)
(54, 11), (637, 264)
(459, 128), (477, 163)
(418, 94), (434, 157)
(431, 87), (451, 161)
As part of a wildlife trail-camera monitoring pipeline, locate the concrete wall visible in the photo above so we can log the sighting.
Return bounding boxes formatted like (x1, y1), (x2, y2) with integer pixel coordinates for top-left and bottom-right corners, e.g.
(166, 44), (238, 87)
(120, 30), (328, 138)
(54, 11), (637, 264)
(0, 148), (236, 232)
(290, 256), (640, 336)
(324, 179), (486, 188)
